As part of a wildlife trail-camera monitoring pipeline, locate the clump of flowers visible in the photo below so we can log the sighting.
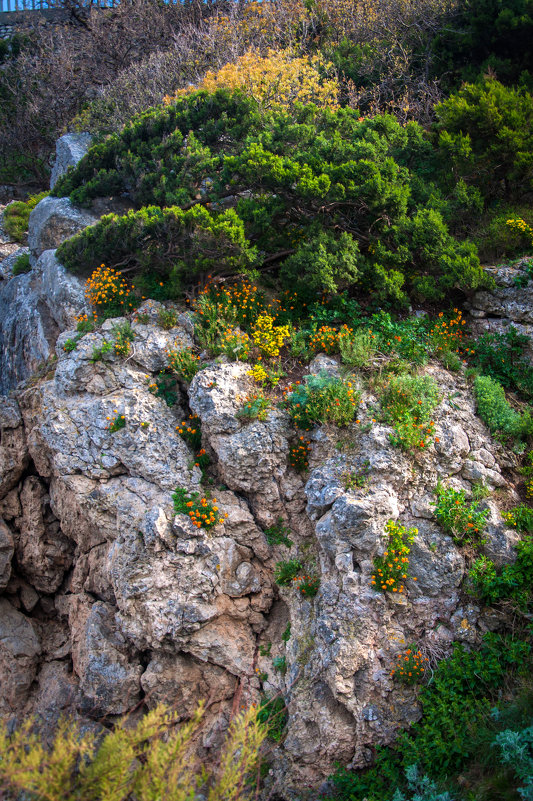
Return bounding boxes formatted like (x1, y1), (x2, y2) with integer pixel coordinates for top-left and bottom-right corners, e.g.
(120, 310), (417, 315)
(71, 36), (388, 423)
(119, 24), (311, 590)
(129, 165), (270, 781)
(390, 646), (428, 684)
(292, 573), (320, 598)
(220, 328), (252, 361)
(75, 313), (97, 333)
(167, 347), (203, 382)
(248, 362), (284, 387)
(251, 314), (290, 359)
(371, 520), (417, 593)
(430, 309), (468, 355)
(106, 412), (126, 433)
(283, 372), (360, 429)
(289, 437), (311, 471)
(308, 325), (339, 355)
(501, 504), (533, 533)
(237, 392), (271, 422)
(176, 415), (202, 450)
(112, 321), (135, 357)
(507, 217), (533, 245)
(432, 482), (489, 546)
(380, 373), (440, 452)
(84, 264), (136, 318)
(274, 559), (303, 586)
(172, 488), (227, 530)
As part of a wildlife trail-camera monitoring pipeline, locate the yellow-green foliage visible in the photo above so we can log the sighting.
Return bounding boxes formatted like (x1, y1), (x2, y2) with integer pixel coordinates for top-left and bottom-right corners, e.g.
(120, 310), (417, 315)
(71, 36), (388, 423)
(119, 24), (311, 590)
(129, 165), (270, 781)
(0, 702), (266, 801)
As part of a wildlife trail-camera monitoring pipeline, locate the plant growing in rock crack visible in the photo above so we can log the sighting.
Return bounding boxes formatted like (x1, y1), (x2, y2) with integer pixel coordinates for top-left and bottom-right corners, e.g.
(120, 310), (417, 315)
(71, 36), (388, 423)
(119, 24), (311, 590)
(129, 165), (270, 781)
(264, 519), (293, 548)
(148, 371), (179, 407)
(112, 321), (135, 356)
(432, 482), (489, 547)
(292, 573), (320, 598)
(157, 306), (178, 330)
(272, 656), (287, 675)
(281, 623), (291, 643)
(380, 373), (440, 452)
(257, 695), (288, 743)
(172, 488), (227, 530)
(274, 559), (303, 586)
(167, 347), (203, 383)
(63, 335), (82, 353)
(342, 460), (370, 490)
(282, 371), (359, 430)
(237, 392), (271, 422)
(289, 437), (311, 471)
(372, 520), (417, 593)
(106, 413), (126, 433)
(90, 340), (113, 362)
(390, 645), (428, 685)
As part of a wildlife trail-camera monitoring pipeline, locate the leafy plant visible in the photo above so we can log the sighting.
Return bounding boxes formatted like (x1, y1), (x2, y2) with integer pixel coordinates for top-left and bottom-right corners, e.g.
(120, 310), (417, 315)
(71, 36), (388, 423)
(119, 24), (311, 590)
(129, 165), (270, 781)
(84, 264), (137, 319)
(372, 520), (417, 594)
(342, 460), (371, 490)
(63, 335), (81, 353)
(432, 483), (489, 546)
(219, 328), (252, 361)
(12, 252), (30, 275)
(338, 325), (377, 368)
(470, 327), (533, 399)
(167, 348), (203, 383)
(256, 695), (288, 743)
(3, 191), (48, 243)
(281, 623), (291, 643)
(292, 573), (320, 598)
(264, 520), (293, 548)
(112, 321), (135, 356)
(473, 374), (533, 439)
(502, 504), (533, 533)
(157, 306), (179, 330)
(469, 537), (533, 611)
(308, 325), (340, 355)
(274, 559), (303, 586)
(289, 437), (311, 471)
(283, 371), (360, 430)
(106, 413), (126, 433)
(272, 656), (287, 675)
(176, 415), (202, 451)
(148, 371), (179, 407)
(390, 646), (428, 685)
(172, 488), (226, 530)
(90, 340), (113, 362)
(237, 392), (271, 422)
(380, 373), (440, 452)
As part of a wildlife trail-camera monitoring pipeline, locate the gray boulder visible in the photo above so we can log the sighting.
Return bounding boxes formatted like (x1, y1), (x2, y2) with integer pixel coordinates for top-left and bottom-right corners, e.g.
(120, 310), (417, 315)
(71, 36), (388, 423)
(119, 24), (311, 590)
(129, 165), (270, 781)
(50, 133), (93, 191)
(28, 196), (97, 260)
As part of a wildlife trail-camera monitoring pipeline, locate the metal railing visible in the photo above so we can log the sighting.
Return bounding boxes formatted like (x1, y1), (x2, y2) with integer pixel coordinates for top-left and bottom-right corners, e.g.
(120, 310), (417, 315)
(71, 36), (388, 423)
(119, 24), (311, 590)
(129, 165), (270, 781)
(1, 0), (117, 12)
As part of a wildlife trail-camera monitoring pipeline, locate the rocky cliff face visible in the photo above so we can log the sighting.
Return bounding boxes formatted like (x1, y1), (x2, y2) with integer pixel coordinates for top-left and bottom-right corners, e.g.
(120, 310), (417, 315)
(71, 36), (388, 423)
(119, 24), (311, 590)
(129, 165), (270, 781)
(0, 135), (526, 796)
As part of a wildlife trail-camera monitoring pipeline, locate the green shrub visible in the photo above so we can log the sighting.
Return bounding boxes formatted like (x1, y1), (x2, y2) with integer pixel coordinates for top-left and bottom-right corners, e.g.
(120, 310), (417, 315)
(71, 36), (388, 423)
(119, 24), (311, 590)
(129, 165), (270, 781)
(52, 90), (485, 305)
(112, 321), (135, 357)
(331, 633), (532, 799)
(237, 392), (271, 422)
(257, 695), (288, 743)
(432, 483), (489, 547)
(274, 559), (303, 586)
(3, 191), (48, 243)
(470, 327), (533, 399)
(106, 413), (126, 433)
(12, 252), (30, 275)
(380, 373), (440, 452)
(90, 340), (113, 362)
(157, 306), (179, 330)
(56, 204), (258, 292)
(469, 536), (533, 610)
(63, 336), (81, 353)
(264, 519), (293, 548)
(473, 374), (533, 438)
(434, 79), (533, 203)
(502, 504), (533, 533)
(283, 371), (360, 429)
(148, 371), (180, 407)
(338, 325), (377, 368)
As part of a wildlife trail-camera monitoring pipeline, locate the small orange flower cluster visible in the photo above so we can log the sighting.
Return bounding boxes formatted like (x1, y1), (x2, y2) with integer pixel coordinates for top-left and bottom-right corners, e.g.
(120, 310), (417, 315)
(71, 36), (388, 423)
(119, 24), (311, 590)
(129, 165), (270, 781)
(173, 487), (227, 531)
(390, 646), (428, 684)
(292, 574), (320, 597)
(106, 411), (126, 433)
(309, 325), (339, 355)
(194, 277), (266, 330)
(85, 264), (135, 314)
(176, 415), (202, 450)
(290, 436), (310, 471)
(430, 309), (473, 357)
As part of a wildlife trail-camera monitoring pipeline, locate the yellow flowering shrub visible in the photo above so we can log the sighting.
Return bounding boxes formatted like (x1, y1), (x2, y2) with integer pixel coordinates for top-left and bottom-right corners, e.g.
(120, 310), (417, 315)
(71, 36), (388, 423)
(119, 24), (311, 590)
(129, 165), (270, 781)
(84, 264), (136, 317)
(252, 314), (290, 359)
(165, 48), (339, 112)
(507, 217), (533, 245)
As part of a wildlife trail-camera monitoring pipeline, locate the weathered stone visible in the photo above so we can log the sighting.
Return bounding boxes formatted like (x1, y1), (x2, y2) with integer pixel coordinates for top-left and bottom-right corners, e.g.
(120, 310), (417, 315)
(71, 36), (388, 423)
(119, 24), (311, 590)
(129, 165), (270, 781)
(0, 246), (29, 281)
(0, 598), (41, 714)
(0, 517), (14, 591)
(69, 595), (143, 715)
(50, 133), (93, 190)
(0, 398), (28, 495)
(28, 197), (97, 260)
(17, 476), (74, 594)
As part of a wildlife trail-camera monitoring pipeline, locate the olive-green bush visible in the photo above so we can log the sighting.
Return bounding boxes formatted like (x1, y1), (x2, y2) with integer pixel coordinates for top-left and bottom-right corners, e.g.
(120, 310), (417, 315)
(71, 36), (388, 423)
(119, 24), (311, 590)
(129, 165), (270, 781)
(53, 90), (485, 305)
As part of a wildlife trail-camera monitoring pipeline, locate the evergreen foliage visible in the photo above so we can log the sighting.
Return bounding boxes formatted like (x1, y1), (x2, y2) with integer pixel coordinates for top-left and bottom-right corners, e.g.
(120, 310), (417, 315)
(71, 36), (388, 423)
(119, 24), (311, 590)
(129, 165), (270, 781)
(53, 90), (485, 304)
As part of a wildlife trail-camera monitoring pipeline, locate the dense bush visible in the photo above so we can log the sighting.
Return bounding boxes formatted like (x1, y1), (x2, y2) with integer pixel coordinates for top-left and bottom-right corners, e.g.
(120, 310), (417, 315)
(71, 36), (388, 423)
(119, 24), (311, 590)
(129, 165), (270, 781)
(473, 374), (533, 438)
(470, 327), (533, 398)
(53, 90), (485, 305)
(332, 633), (532, 800)
(283, 371), (359, 429)
(469, 537), (533, 610)
(3, 191), (48, 243)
